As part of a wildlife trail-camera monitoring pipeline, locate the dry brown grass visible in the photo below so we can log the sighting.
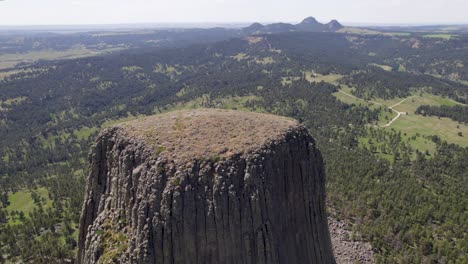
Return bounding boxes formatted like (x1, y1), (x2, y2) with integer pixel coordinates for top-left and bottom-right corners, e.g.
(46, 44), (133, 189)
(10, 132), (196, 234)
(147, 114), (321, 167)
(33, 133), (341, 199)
(244, 36), (264, 44)
(118, 109), (298, 162)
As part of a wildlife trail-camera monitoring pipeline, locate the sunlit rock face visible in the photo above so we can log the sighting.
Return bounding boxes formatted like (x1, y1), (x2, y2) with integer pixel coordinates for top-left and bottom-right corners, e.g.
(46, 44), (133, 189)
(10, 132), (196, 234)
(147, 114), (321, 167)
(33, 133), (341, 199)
(77, 109), (335, 264)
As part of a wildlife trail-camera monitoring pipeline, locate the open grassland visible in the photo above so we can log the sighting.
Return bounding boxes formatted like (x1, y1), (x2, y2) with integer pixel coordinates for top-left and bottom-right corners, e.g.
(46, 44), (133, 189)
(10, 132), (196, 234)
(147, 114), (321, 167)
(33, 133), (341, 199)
(0, 68), (44, 80)
(255, 56), (275, 65)
(423, 34), (457, 40)
(2, 96), (28, 105)
(73, 126), (99, 141)
(36, 125), (99, 150)
(431, 73), (468, 86)
(231, 53), (250, 61)
(391, 93), (460, 113)
(0, 96), (28, 110)
(338, 27), (411, 36)
(359, 130), (437, 159)
(281, 76), (301, 86)
(367, 62), (406, 73)
(372, 96), (408, 108)
(5, 187), (53, 224)
(391, 114), (467, 147)
(397, 64), (407, 72)
(370, 63), (393, 71)
(333, 86), (397, 126)
(281, 71), (343, 86)
(160, 94), (265, 114)
(305, 71), (343, 84)
(91, 30), (155, 37)
(0, 46), (123, 69)
(333, 88), (468, 147)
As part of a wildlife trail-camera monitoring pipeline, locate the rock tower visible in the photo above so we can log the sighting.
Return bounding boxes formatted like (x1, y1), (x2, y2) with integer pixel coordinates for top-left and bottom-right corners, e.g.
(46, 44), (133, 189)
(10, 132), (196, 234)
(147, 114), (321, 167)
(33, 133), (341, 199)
(78, 109), (335, 263)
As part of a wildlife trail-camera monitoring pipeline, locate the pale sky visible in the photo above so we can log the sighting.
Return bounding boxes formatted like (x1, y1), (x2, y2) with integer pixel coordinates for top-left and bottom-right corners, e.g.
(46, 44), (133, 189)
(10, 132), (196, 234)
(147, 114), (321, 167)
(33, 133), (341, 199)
(0, 0), (467, 26)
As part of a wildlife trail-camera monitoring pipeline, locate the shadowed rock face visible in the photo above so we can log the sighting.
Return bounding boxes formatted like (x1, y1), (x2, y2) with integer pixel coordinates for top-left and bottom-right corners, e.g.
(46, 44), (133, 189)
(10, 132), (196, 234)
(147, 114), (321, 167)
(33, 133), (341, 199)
(77, 109), (335, 264)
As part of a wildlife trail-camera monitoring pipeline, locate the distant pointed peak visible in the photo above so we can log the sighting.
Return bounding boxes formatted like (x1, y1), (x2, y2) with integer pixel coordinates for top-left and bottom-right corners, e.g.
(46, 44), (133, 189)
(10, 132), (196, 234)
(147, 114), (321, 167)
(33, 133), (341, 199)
(300, 17), (319, 25)
(327, 19), (341, 25)
(246, 22), (264, 30)
(250, 22), (263, 27)
(326, 19), (343, 30)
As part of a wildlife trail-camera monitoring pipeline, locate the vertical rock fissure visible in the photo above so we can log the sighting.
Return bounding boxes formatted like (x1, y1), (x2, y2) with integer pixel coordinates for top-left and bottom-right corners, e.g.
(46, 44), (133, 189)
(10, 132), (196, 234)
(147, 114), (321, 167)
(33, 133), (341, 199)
(169, 191), (174, 264)
(77, 111), (335, 264)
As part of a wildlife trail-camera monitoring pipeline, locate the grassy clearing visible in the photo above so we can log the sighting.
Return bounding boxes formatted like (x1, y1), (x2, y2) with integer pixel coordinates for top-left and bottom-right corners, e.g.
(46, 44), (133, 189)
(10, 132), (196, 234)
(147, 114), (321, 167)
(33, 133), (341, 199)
(359, 130), (437, 159)
(3, 96), (28, 105)
(0, 70), (17, 80)
(231, 53), (250, 61)
(333, 88), (468, 147)
(176, 87), (189, 97)
(5, 187), (53, 224)
(281, 76), (301, 86)
(38, 129), (73, 149)
(0, 96), (28, 110)
(423, 34), (456, 40)
(244, 36), (264, 44)
(333, 86), (397, 126)
(338, 27), (411, 36)
(403, 134), (437, 156)
(91, 30), (154, 37)
(305, 71), (343, 84)
(372, 96), (406, 108)
(0, 46), (124, 69)
(2, 152), (10, 163)
(392, 93), (460, 113)
(371, 64), (393, 71)
(73, 126), (99, 141)
(0, 68), (46, 80)
(430, 73), (468, 86)
(160, 95), (265, 113)
(121, 66), (143, 72)
(255, 57), (275, 65)
(391, 114), (467, 147)
(153, 64), (182, 79)
(373, 93), (467, 146)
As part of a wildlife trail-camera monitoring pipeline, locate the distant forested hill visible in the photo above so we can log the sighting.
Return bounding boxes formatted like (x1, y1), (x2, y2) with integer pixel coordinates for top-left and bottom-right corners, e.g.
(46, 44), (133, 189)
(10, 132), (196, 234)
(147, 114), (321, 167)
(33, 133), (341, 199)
(0, 29), (467, 263)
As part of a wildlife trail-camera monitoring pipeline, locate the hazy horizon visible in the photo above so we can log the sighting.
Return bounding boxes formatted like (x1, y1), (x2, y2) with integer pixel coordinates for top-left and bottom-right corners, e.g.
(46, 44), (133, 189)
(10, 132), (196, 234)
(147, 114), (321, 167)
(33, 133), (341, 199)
(0, 0), (467, 26)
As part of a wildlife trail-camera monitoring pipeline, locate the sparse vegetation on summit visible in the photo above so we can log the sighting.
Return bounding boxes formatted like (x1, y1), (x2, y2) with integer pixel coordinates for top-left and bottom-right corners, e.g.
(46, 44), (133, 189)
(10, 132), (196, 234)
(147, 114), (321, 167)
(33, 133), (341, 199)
(0, 14), (467, 263)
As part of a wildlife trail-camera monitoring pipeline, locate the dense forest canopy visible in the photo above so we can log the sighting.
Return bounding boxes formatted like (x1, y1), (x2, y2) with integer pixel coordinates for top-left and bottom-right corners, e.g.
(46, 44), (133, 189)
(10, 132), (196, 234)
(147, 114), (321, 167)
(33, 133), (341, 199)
(0, 27), (467, 263)
(416, 104), (468, 123)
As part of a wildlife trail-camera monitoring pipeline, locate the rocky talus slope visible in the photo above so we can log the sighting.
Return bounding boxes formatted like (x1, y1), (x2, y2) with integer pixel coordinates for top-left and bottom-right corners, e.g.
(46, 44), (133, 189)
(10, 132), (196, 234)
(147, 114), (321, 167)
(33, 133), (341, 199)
(329, 217), (374, 264)
(77, 109), (335, 263)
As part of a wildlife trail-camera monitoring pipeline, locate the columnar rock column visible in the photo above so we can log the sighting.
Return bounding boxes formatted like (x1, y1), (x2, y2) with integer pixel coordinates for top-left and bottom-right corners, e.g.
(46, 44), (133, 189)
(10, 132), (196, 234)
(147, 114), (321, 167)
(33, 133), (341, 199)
(78, 109), (335, 264)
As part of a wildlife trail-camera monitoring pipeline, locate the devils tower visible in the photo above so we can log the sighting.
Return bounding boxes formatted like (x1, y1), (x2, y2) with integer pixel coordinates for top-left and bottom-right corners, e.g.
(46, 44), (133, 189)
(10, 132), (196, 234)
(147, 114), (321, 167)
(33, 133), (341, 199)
(77, 109), (335, 263)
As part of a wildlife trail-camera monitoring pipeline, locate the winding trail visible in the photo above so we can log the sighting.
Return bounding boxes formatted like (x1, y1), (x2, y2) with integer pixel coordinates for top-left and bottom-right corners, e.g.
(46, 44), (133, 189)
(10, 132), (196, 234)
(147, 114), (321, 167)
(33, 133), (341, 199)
(390, 96), (416, 109)
(338, 90), (382, 106)
(382, 96), (416, 127)
(382, 110), (401, 127)
(338, 90), (415, 128)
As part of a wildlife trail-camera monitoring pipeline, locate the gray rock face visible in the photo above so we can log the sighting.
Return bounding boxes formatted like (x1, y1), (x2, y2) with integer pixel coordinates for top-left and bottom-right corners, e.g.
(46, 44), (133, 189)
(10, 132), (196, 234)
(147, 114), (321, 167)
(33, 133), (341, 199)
(77, 109), (335, 264)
